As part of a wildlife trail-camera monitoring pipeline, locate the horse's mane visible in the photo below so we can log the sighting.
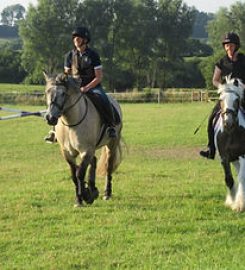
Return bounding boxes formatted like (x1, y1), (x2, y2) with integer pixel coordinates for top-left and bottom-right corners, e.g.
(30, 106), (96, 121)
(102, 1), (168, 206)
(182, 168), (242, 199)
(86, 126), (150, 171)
(218, 77), (245, 100)
(55, 73), (81, 92)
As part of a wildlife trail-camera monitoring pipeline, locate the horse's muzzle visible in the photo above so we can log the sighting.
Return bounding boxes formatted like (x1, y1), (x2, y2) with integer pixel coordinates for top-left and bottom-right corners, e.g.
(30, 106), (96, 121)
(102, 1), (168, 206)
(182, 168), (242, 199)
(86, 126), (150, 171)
(45, 113), (58, 126)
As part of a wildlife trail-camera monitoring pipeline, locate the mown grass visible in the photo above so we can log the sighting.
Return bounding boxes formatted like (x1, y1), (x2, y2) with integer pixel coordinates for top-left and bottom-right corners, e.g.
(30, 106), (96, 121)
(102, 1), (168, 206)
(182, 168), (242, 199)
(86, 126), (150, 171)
(0, 83), (44, 93)
(1, 102), (245, 270)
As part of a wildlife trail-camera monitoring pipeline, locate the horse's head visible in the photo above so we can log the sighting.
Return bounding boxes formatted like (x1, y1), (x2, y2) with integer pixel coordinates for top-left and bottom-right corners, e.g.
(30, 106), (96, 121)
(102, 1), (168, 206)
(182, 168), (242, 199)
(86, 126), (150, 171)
(44, 72), (69, 126)
(218, 77), (245, 132)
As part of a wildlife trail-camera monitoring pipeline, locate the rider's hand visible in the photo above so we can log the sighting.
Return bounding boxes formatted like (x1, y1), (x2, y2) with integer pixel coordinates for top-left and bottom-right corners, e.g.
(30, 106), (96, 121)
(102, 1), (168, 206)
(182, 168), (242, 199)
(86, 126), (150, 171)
(80, 86), (88, 93)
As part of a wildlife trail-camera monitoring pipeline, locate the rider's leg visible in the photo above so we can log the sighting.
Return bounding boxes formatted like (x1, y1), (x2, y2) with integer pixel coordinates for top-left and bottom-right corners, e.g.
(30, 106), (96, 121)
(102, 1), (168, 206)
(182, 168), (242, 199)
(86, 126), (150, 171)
(86, 87), (117, 138)
(200, 101), (220, 159)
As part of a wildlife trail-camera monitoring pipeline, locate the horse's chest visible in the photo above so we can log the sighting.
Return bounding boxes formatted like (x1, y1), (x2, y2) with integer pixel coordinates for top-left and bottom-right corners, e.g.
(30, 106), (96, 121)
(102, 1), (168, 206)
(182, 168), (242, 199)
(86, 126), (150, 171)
(217, 127), (245, 160)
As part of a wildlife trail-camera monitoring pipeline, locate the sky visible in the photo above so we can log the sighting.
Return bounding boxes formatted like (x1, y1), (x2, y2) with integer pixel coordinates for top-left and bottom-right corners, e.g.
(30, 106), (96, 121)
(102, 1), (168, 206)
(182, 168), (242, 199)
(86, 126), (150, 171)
(0, 0), (242, 14)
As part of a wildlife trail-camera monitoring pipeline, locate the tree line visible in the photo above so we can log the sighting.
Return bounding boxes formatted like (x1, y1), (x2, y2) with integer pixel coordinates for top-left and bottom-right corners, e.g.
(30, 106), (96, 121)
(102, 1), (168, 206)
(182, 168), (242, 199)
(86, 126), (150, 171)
(0, 0), (244, 90)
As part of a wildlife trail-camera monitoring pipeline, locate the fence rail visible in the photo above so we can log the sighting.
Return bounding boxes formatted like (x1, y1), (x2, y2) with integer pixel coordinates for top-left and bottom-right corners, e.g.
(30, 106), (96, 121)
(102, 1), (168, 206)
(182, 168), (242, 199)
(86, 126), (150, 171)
(0, 90), (219, 105)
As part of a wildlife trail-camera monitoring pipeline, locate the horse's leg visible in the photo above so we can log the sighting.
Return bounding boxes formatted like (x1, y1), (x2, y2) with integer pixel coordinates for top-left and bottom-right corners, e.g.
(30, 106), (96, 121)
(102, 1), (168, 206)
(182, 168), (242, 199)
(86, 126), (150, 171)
(76, 153), (94, 204)
(62, 149), (82, 207)
(104, 147), (114, 200)
(67, 160), (82, 207)
(233, 157), (245, 212)
(221, 159), (236, 208)
(87, 156), (99, 203)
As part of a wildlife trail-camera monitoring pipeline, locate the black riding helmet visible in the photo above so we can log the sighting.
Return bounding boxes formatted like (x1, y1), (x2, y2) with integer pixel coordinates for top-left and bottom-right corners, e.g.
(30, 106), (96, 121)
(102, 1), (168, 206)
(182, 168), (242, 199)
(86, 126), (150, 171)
(222, 32), (240, 50)
(72, 26), (90, 43)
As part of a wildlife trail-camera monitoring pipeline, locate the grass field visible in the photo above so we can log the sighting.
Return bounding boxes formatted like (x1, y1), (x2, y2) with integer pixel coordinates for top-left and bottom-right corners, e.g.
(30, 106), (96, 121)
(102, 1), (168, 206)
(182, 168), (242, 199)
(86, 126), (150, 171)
(0, 83), (44, 93)
(1, 102), (245, 270)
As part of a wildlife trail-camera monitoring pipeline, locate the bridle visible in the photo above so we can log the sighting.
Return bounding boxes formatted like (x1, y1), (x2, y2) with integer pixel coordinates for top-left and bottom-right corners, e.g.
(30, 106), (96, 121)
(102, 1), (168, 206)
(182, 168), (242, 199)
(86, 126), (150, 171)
(220, 89), (240, 129)
(47, 81), (88, 127)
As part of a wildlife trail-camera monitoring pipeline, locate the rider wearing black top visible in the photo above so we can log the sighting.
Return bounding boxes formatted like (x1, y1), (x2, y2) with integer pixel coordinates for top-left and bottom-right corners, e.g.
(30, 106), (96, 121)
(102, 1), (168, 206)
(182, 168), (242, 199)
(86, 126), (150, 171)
(200, 32), (245, 159)
(65, 47), (102, 87)
(64, 27), (117, 138)
(216, 53), (245, 83)
(44, 27), (117, 143)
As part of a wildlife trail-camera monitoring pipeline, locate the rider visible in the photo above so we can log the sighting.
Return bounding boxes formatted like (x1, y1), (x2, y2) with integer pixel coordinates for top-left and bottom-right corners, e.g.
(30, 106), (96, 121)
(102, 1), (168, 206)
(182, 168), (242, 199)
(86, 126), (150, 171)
(45, 26), (117, 142)
(200, 32), (245, 159)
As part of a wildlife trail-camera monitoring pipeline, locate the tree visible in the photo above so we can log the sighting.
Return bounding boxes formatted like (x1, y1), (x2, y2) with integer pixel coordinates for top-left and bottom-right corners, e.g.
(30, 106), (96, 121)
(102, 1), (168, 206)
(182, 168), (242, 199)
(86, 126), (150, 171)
(1, 4), (25, 26)
(18, 0), (199, 88)
(0, 46), (26, 83)
(19, 0), (79, 83)
(192, 11), (214, 39)
(151, 0), (195, 89)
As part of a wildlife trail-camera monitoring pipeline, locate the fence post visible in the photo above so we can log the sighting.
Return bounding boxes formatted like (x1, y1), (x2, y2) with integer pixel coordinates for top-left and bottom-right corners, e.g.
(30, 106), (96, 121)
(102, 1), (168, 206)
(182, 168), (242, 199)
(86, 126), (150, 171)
(158, 89), (161, 104)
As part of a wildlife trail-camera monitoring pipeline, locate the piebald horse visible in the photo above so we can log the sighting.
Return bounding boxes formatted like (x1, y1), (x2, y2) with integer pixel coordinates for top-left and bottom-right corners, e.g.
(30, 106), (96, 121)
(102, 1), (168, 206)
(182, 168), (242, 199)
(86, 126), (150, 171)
(44, 72), (123, 207)
(215, 77), (245, 212)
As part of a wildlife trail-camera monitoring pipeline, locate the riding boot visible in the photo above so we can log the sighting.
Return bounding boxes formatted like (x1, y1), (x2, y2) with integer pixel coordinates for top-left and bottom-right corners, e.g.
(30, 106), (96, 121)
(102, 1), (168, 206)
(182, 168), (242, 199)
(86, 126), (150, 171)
(86, 88), (117, 138)
(200, 102), (220, 160)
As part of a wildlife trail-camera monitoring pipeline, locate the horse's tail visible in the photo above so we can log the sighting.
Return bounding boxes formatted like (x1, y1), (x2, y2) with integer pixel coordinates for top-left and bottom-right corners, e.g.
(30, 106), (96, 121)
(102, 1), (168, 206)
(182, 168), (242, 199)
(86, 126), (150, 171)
(97, 135), (125, 177)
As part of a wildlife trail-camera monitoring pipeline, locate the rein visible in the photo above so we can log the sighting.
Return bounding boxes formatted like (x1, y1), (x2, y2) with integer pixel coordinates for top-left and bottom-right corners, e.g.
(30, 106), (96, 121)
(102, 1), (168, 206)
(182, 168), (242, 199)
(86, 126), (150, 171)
(47, 79), (89, 128)
(63, 92), (84, 114)
(61, 96), (88, 127)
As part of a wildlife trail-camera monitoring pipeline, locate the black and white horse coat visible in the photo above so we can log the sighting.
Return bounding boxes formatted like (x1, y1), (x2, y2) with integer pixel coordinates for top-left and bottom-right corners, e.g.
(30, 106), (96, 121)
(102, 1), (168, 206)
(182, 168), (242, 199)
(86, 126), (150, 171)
(214, 77), (245, 212)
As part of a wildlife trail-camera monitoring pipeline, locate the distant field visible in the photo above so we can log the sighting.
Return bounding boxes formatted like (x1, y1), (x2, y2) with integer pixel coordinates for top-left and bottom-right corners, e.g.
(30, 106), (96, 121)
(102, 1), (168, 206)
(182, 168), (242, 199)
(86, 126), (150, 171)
(0, 37), (19, 47)
(1, 102), (245, 269)
(0, 83), (44, 93)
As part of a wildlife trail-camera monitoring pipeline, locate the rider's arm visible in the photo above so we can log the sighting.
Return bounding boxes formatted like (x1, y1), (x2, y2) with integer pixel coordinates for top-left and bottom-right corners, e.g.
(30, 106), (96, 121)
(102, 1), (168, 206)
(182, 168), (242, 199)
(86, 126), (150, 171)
(64, 51), (72, 75)
(64, 67), (72, 75)
(212, 66), (222, 88)
(81, 67), (103, 93)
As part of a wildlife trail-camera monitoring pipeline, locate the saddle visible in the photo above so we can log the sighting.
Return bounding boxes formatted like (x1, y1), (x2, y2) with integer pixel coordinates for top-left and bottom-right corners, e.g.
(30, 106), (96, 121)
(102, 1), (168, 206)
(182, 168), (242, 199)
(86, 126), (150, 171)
(86, 91), (121, 127)
(111, 104), (121, 125)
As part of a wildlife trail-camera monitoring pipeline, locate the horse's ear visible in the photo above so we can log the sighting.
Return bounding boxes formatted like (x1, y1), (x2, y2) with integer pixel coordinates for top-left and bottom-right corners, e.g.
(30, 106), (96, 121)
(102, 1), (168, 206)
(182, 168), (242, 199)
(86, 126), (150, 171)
(225, 74), (232, 83)
(43, 70), (50, 82)
(234, 79), (239, 87)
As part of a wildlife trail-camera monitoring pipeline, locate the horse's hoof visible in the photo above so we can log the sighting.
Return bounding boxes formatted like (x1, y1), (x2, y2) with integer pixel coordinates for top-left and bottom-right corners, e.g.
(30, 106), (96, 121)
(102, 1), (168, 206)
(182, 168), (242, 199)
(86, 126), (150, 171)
(103, 195), (111, 200)
(74, 203), (82, 208)
(82, 188), (94, 204)
(85, 197), (95, 205)
(232, 204), (245, 212)
(225, 196), (234, 208)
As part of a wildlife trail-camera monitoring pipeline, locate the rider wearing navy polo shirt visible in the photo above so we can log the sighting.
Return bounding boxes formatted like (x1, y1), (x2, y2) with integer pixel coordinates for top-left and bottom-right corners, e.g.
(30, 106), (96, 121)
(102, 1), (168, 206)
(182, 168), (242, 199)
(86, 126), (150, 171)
(45, 27), (117, 142)
(65, 26), (117, 138)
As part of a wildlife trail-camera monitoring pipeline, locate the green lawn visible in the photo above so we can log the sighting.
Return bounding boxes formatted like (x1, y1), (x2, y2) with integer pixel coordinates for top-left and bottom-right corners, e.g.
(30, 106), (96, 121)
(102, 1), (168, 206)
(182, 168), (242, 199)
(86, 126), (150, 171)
(0, 83), (44, 93)
(1, 102), (244, 270)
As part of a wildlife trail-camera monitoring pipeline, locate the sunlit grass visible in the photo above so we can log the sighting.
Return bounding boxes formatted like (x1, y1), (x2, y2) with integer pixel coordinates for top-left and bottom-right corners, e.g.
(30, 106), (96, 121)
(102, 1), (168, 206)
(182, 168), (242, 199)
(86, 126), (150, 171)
(1, 102), (245, 269)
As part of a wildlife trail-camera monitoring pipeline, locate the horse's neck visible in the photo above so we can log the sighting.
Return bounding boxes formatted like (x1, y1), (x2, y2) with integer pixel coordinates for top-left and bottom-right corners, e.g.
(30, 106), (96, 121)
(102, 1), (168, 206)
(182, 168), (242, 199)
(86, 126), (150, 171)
(62, 92), (85, 123)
